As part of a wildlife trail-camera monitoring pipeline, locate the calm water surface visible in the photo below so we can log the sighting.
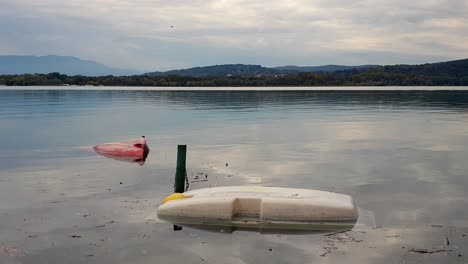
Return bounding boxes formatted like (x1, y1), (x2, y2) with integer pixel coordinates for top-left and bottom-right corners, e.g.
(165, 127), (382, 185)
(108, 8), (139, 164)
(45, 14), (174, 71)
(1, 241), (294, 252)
(0, 88), (468, 263)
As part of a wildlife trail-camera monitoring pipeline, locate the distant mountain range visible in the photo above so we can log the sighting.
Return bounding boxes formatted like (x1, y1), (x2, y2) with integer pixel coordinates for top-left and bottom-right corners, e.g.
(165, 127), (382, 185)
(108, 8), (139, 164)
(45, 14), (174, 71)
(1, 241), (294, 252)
(354, 59), (468, 77)
(0, 55), (138, 76)
(145, 64), (378, 77)
(273, 65), (378, 73)
(0, 55), (378, 77)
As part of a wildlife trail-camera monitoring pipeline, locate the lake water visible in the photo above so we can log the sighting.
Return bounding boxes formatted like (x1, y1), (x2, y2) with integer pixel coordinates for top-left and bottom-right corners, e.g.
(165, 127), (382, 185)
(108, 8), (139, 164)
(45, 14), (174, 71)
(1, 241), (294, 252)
(1, 87), (467, 263)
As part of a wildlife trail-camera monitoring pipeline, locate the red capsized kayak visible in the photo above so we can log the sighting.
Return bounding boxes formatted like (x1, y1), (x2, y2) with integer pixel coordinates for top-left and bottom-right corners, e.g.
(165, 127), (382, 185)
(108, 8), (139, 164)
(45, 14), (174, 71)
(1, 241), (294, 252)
(93, 136), (150, 165)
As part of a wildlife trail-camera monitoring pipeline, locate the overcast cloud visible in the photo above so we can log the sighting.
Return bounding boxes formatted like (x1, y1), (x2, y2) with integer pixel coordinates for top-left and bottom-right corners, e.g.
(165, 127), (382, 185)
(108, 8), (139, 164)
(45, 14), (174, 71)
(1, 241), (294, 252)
(1, 0), (467, 71)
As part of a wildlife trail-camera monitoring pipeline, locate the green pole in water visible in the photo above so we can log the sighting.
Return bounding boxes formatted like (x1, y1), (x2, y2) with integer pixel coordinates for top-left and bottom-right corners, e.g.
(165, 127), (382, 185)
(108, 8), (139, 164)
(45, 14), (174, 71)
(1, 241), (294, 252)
(174, 145), (187, 193)
(173, 145), (187, 231)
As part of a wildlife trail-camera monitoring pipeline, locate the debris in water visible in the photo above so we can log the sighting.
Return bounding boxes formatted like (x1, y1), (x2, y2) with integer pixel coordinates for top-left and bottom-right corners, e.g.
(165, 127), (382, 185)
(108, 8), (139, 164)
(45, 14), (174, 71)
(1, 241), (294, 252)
(96, 220), (116, 228)
(120, 182), (122, 185)
(70, 235), (82, 238)
(0, 243), (26, 257)
(27, 235), (38, 238)
(385, 235), (400, 238)
(226, 163), (228, 167)
(431, 225), (444, 227)
(190, 173), (208, 183)
(321, 231), (361, 256)
(443, 234), (450, 246)
(190, 179), (208, 183)
(324, 230), (350, 237)
(408, 248), (452, 254)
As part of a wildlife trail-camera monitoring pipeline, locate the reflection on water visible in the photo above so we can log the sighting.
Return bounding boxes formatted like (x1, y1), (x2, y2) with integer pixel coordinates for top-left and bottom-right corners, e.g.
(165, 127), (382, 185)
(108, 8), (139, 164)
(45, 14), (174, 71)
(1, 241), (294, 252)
(0, 88), (468, 263)
(93, 152), (148, 166)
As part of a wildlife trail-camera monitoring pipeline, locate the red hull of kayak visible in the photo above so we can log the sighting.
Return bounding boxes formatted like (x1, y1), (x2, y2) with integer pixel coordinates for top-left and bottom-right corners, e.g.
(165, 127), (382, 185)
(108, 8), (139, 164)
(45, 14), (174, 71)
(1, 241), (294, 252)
(93, 137), (150, 165)
(93, 143), (145, 157)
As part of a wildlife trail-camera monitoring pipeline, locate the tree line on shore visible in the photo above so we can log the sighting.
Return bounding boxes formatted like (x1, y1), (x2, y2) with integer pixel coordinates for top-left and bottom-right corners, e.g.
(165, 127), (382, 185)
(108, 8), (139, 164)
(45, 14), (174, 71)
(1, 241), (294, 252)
(1, 60), (468, 86)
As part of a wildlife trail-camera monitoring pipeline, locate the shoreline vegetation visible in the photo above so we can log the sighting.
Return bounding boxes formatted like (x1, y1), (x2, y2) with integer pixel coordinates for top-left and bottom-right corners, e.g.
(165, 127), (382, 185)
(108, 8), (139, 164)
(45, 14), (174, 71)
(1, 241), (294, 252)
(1, 58), (467, 87)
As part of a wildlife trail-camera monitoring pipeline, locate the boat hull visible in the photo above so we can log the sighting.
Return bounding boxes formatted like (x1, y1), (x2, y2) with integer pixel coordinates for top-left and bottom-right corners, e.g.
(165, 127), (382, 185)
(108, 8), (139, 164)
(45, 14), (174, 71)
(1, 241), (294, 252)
(157, 186), (358, 233)
(93, 137), (150, 165)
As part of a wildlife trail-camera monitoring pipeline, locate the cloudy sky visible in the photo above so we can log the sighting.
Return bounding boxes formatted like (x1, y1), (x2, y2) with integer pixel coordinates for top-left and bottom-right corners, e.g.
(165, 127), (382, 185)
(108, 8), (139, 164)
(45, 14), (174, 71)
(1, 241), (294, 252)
(1, 0), (467, 71)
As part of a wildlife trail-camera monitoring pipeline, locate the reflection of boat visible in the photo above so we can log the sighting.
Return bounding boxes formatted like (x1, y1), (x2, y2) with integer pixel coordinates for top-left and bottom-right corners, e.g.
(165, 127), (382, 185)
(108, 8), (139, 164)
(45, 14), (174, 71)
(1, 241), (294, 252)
(93, 136), (150, 166)
(158, 186), (358, 234)
(94, 152), (148, 166)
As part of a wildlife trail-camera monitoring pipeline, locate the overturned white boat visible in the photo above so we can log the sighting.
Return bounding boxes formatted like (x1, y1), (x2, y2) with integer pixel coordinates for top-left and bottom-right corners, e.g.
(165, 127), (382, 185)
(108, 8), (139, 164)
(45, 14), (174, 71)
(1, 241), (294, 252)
(157, 186), (359, 233)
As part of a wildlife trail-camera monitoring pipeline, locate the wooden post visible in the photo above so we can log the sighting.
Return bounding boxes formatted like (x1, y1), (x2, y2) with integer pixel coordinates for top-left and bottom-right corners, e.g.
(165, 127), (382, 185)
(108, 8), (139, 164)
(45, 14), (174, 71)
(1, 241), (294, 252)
(174, 145), (187, 193)
(173, 145), (187, 231)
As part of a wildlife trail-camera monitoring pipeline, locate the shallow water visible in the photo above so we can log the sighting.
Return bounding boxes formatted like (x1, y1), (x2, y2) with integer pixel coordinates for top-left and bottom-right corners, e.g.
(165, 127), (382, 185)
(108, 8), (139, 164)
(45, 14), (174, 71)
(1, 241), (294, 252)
(0, 88), (467, 263)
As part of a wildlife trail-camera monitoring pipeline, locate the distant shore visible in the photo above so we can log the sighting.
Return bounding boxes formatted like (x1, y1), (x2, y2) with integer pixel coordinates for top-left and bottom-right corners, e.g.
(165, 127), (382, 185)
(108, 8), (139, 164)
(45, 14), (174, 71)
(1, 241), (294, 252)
(1, 72), (467, 87)
(2, 86), (468, 91)
(2, 58), (468, 87)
